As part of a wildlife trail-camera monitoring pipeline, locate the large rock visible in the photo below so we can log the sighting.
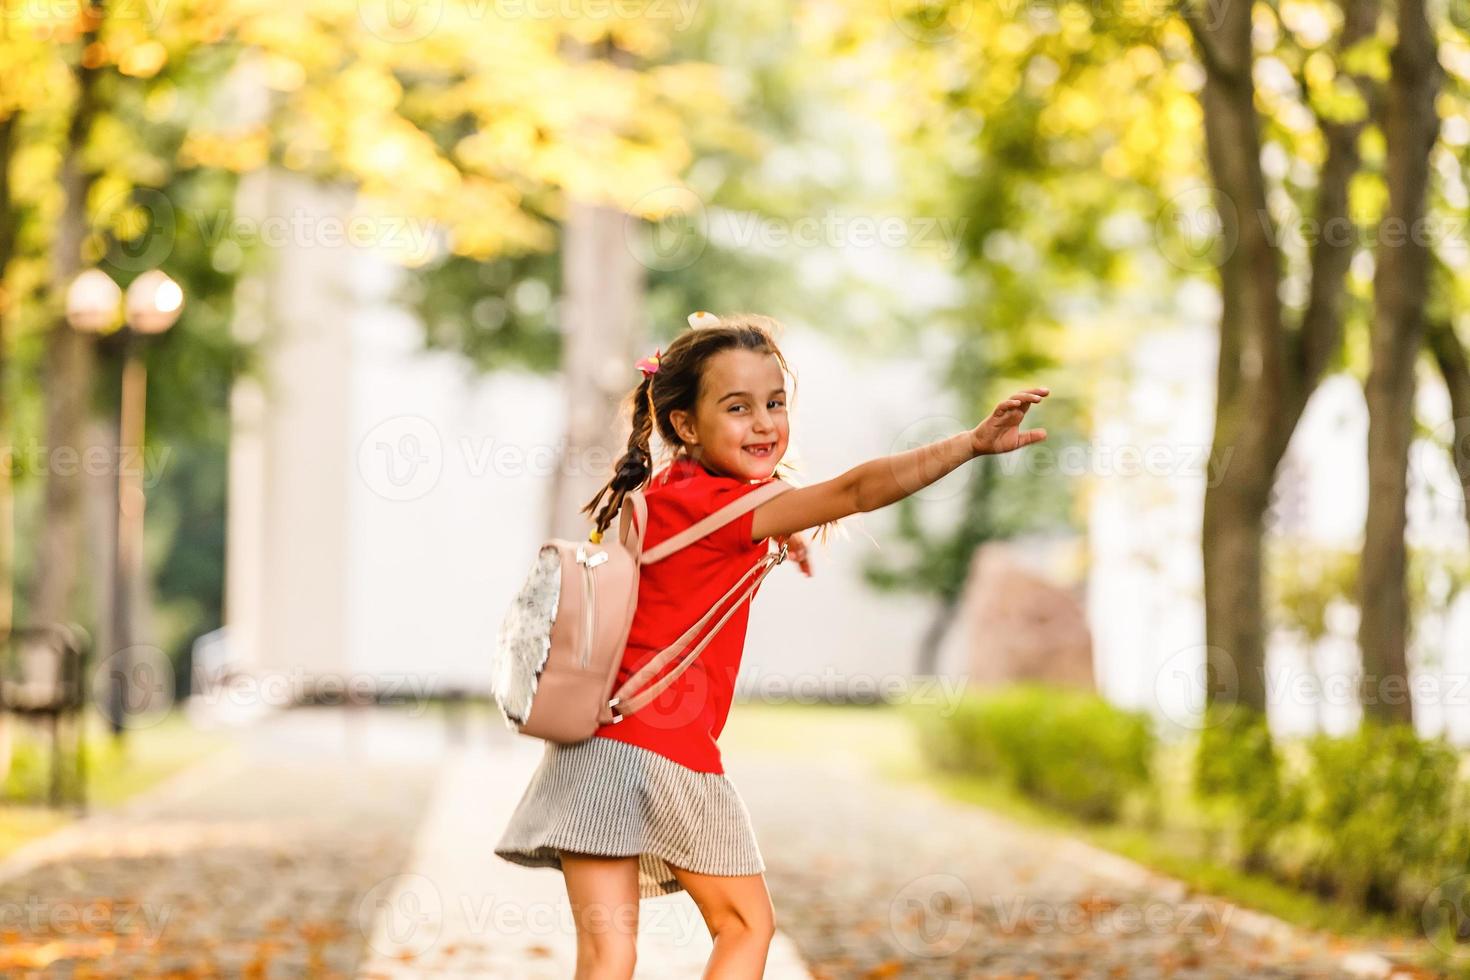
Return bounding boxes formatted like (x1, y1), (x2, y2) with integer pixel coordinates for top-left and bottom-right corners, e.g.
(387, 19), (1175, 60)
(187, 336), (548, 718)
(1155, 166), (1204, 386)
(962, 541), (1095, 690)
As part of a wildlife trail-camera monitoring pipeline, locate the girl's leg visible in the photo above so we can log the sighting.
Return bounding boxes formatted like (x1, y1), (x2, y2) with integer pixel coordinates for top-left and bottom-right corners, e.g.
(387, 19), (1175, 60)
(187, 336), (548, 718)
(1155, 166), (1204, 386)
(558, 849), (641, 980)
(666, 864), (776, 980)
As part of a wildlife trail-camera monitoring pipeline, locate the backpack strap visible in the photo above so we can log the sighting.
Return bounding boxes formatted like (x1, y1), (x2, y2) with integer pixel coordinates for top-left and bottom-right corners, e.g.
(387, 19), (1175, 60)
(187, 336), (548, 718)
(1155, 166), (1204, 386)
(639, 479), (790, 564)
(617, 490), (649, 554)
(608, 540), (787, 720)
(602, 477), (793, 724)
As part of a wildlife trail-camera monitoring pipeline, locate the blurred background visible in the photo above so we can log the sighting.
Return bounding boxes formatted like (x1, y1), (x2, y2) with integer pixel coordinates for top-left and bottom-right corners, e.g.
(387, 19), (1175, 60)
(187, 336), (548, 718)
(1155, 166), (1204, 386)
(2, 0), (1470, 975)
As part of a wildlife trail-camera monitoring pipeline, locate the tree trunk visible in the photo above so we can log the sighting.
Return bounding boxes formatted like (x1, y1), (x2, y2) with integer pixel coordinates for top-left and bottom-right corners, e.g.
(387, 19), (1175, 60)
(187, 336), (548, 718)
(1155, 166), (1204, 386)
(1185, 0), (1375, 716)
(31, 40), (105, 631)
(548, 39), (647, 542)
(1201, 470), (1274, 710)
(915, 592), (959, 676)
(1358, 0), (1440, 727)
(0, 113), (17, 634)
(550, 199), (647, 541)
(1426, 318), (1470, 547)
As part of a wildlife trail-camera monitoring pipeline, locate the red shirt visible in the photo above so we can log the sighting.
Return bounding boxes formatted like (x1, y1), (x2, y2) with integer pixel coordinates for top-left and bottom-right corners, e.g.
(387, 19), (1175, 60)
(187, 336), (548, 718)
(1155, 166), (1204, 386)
(592, 455), (781, 773)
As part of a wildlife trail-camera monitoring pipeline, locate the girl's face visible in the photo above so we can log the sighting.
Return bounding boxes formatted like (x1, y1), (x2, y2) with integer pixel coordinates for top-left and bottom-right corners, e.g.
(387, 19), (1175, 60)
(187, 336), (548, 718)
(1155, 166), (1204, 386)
(670, 348), (789, 481)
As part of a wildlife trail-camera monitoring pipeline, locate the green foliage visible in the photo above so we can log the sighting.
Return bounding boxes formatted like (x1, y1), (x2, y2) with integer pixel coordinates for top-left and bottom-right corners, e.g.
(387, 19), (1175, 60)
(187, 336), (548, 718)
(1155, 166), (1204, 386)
(923, 691), (1470, 926)
(1, 733), (51, 800)
(1406, 547), (1470, 641)
(403, 219), (808, 378)
(1192, 704), (1303, 869)
(147, 435), (227, 677)
(1298, 721), (1468, 912)
(0, 719), (88, 805)
(912, 682), (1154, 821)
(1339, 35), (1393, 83)
(402, 250), (563, 374)
(1267, 541), (1359, 642)
(905, 689), (1003, 775)
(1193, 703), (1280, 799)
(1188, 707), (1470, 922)
(404, 0), (870, 376)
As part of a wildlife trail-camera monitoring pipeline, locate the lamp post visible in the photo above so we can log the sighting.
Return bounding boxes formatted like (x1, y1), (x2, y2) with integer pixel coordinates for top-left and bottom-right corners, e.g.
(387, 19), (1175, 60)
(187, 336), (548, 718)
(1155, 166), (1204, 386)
(64, 269), (183, 740)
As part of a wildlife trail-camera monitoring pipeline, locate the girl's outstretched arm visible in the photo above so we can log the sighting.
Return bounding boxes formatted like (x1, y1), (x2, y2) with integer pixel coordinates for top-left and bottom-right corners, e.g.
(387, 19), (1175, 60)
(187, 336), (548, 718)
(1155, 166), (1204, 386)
(749, 387), (1050, 543)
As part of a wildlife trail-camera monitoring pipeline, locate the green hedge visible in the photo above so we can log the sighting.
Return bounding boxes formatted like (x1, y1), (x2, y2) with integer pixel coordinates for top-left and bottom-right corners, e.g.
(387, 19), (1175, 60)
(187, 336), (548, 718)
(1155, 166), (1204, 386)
(1191, 707), (1470, 918)
(910, 686), (1470, 927)
(909, 682), (1154, 821)
(1298, 721), (1470, 912)
(1, 724), (90, 804)
(1192, 705), (1303, 871)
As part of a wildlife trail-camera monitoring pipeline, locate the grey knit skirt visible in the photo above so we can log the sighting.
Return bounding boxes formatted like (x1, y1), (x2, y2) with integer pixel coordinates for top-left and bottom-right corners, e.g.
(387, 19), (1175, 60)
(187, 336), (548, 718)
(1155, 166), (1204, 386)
(493, 735), (766, 900)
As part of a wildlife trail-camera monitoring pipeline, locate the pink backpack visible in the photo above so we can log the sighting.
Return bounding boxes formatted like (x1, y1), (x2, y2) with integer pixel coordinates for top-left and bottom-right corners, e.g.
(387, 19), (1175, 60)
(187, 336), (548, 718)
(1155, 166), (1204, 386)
(491, 478), (792, 743)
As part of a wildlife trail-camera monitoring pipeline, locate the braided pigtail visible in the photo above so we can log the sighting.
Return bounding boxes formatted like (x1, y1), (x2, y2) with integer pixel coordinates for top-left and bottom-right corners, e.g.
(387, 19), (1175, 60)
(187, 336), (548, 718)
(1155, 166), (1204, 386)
(581, 373), (657, 542)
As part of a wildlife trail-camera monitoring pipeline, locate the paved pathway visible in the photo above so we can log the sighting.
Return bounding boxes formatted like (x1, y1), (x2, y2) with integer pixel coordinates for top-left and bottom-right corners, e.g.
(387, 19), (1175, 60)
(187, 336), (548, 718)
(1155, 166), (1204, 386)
(0, 702), (1425, 978)
(355, 718), (813, 978)
(0, 704), (813, 978)
(0, 707), (441, 979)
(731, 750), (1404, 979)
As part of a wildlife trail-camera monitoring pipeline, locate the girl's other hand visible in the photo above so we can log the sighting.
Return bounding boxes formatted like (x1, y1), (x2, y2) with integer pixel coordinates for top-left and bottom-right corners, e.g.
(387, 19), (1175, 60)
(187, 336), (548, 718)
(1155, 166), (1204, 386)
(971, 387), (1050, 456)
(775, 531), (812, 577)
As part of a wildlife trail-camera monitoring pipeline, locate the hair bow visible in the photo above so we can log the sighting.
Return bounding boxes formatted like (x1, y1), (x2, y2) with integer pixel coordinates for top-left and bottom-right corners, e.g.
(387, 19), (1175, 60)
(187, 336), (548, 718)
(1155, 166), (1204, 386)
(635, 347), (662, 377)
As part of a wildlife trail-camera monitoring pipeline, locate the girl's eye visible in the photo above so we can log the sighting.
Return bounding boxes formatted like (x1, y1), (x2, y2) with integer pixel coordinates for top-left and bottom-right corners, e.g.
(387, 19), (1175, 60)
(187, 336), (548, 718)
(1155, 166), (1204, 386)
(729, 401), (785, 413)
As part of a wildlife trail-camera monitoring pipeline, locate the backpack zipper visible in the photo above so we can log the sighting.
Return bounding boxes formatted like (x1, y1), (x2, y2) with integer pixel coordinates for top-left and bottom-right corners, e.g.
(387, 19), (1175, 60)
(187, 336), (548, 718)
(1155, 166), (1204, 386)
(575, 544), (608, 668)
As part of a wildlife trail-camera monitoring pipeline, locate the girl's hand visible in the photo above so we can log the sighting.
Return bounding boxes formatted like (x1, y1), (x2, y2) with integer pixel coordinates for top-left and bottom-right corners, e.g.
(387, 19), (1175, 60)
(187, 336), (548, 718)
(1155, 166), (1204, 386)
(775, 531), (813, 577)
(971, 387), (1050, 456)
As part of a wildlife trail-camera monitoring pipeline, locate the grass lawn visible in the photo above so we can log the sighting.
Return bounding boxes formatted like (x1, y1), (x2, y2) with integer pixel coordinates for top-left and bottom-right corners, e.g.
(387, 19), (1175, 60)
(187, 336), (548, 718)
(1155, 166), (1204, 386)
(0, 706), (237, 860)
(722, 699), (1459, 976)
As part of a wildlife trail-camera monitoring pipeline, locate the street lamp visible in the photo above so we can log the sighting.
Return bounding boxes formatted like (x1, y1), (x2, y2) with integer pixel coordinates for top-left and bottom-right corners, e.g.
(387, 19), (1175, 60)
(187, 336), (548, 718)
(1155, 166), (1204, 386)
(64, 270), (122, 334)
(125, 270), (184, 335)
(65, 268), (183, 742)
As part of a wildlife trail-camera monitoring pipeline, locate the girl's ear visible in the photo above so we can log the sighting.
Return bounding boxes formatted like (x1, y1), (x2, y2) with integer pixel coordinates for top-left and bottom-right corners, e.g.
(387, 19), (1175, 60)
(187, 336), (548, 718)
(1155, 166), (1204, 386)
(669, 408), (698, 446)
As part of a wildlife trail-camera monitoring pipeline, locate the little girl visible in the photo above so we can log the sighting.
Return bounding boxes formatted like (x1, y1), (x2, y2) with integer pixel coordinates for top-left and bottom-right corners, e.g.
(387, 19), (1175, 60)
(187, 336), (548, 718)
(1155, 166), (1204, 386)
(494, 311), (1048, 979)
